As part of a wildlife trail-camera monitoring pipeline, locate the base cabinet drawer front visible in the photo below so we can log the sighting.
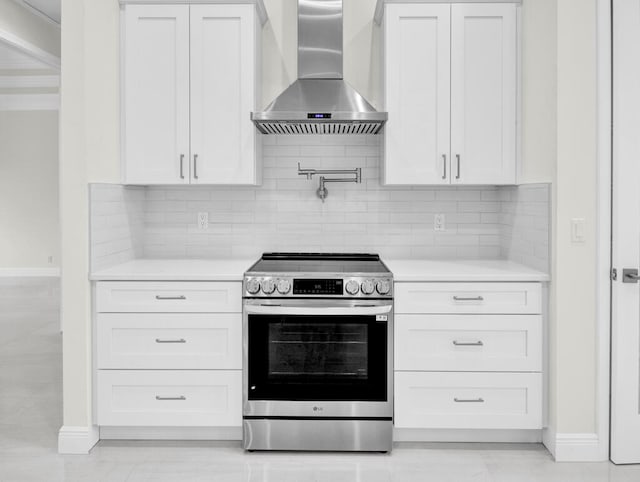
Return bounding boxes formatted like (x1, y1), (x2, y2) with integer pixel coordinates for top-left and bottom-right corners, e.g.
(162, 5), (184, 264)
(97, 370), (241, 427)
(96, 281), (242, 313)
(395, 282), (542, 314)
(394, 372), (542, 430)
(97, 313), (241, 369)
(395, 315), (542, 372)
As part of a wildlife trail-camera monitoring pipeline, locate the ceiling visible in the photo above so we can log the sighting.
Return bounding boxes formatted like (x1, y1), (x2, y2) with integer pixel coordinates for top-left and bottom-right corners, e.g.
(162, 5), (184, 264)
(22, 0), (61, 24)
(0, 42), (51, 70)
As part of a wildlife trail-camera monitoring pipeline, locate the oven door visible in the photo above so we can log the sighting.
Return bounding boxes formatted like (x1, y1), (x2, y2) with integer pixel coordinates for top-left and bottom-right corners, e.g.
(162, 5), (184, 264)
(243, 300), (393, 418)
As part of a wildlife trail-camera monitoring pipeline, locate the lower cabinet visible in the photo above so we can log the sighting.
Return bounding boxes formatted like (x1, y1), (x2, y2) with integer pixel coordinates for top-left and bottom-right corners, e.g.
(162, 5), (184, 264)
(394, 281), (545, 437)
(94, 280), (243, 431)
(97, 370), (241, 427)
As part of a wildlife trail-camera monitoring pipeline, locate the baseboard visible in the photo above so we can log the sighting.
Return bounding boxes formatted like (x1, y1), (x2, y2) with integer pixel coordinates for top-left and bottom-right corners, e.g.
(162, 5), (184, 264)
(99, 426), (243, 441)
(543, 427), (607, 462)
(58, 425), (100, 454)
(393, 428), (542, 443)
(0, 267), (60, 277)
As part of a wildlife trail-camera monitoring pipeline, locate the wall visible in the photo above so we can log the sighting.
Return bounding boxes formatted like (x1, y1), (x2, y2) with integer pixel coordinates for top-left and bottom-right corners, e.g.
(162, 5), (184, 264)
(61, 0), (601, 458)
(520, 0), (557, 183)
(90, 179), (550, 274)
(89, 184), (144, 271)
(0, 110), (59, 270)
(553, 0), (598, 436)
(0, 0), (60, 58)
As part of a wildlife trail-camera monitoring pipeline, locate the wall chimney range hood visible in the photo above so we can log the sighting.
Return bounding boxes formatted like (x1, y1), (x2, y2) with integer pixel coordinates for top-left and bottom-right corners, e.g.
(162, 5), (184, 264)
(251, 0), (387, 135)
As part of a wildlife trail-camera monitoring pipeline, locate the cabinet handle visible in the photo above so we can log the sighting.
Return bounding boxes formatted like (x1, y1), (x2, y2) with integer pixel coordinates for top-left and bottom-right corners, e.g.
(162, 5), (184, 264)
(456, 154), (461, 179)
(179, 154), (185, 179)
(155, 338), (187, 344)
(453, 340), (484, 347)
(442, 154), (447, 179)
(454, 397), (484, 403)
(155, 295), (186, 300)
(452, 295), (484, 302)
(155, 396), (186, 401)
(194, 154), (199, 179)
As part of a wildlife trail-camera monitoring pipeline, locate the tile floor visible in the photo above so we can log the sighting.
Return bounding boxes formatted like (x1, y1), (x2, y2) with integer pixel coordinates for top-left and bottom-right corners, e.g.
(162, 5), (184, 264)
(2, 277), (640, 481)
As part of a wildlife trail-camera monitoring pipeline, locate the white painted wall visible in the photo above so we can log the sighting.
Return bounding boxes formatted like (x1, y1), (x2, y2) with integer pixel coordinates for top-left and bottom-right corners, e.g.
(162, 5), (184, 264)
(553, 0), (598, 435)
(59, 0), (602, 456)
(0, 0), (60, 58)
(520, 0), (557, 184)
(0, 110), (59, 270)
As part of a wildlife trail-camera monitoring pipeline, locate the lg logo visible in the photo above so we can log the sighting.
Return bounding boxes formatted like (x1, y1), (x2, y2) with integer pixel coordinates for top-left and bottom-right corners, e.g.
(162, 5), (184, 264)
(313, 406), (324, 412)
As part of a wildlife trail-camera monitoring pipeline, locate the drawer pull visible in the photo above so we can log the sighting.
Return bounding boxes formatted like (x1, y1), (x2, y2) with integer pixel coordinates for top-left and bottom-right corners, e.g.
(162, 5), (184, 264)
(155, 395), (186, 401)
(453, 340), (484, 347)
(453, 296), (484, 302)
(454, 397), (485, 403)
(155, 338), (187, 344)
(155, 295), (187, 300)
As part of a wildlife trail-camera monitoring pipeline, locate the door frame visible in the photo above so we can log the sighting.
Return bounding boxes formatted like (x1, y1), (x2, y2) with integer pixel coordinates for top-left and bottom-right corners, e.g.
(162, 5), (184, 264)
(596, 0), (611, 463)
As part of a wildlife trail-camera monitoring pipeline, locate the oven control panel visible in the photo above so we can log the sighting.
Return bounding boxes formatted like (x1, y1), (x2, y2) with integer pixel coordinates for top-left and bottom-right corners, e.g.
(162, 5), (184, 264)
(243, 276), (393, 298)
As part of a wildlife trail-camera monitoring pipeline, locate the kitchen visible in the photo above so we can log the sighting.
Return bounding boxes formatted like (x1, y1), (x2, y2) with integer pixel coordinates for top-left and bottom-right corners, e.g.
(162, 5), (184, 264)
(2, 0), (638, 479)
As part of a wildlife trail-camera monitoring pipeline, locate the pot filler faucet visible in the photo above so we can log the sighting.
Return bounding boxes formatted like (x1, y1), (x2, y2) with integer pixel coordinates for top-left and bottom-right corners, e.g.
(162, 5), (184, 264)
(297, 162), (362, 202)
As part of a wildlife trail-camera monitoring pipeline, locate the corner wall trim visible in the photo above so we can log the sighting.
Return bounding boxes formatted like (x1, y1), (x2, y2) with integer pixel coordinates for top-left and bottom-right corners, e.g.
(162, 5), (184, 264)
(543, 429), (606, 462)
(0, 268), (60, 277)
(58, 426), (100, 454)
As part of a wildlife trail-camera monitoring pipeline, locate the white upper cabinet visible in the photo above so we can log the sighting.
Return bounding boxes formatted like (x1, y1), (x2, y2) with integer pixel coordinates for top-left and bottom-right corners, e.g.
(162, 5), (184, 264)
(382, 2), (518, 186)
(383, 4), (451, 185)
(124, 5), (190, 184)
(450, 4), (517, 185)
(123, 4), (261, 185)
(190, 5), (258, 184)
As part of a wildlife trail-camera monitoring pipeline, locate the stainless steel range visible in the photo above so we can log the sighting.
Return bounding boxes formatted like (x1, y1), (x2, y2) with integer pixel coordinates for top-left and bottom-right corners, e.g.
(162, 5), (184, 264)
(242, 253), (393, 452)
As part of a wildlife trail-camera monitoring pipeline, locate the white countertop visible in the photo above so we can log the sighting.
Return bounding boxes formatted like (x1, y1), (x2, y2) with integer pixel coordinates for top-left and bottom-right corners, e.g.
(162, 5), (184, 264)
(91, 258), (549, 282)
(90, 258), (255, 281)
(385, 259), (549, 282)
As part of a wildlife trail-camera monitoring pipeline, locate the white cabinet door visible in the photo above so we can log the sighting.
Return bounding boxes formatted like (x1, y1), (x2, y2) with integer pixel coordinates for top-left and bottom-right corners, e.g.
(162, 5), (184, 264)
(395, 372), (542, 430)
(450, 4), (517, 185)
(190, 5), (258, 185)
(97, 313), (242, 370)
(124, 5), (190, 184)
(383, 4), (451, 185)
(395, 314), (542, 372)
(97, 370), (242, 427)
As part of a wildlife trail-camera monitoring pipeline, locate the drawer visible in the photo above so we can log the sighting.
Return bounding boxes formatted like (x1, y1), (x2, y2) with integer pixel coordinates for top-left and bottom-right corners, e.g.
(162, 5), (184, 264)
(394, 372), (542, 430)
(394, 282), (542, 314)
(97, 313), (241, 369)
(96, 281), (242, 313)
(395, 315), (542, 372)
(97, 370), (241, 427)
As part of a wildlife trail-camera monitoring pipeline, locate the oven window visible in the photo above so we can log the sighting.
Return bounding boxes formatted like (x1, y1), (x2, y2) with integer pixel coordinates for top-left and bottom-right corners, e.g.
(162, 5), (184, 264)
(248, 315), (387, 401)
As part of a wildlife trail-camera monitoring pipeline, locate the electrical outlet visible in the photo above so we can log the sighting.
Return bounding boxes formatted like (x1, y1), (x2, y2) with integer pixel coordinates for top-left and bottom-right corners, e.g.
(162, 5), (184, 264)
(197, 212), (209, 230)
(47, 255), (53, 264)
(434, 213), (446, 232)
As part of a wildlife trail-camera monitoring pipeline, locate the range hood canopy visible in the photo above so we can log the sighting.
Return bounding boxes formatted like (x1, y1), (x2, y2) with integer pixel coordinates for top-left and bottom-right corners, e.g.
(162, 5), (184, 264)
(251, 0), (387, 135)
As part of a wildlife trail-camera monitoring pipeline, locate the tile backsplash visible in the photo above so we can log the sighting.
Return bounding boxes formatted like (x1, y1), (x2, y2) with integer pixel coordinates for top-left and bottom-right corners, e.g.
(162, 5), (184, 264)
(90, 135), (550, 273)
(90, 184), (145, 271)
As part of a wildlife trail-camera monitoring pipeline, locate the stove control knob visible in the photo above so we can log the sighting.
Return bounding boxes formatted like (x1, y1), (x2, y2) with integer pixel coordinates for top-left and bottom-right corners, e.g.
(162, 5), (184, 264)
(277, 278), (291, 294)
(246, 278), (261, 295)
(361, 279), (375, 295)
(261, 278), (276, 295)
(345, 280), (360, 295)
(376, 280), (391, 295)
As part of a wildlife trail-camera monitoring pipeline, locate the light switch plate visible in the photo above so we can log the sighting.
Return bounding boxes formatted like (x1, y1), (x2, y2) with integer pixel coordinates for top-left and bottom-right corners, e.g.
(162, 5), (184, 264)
(571, 218), (586, 243)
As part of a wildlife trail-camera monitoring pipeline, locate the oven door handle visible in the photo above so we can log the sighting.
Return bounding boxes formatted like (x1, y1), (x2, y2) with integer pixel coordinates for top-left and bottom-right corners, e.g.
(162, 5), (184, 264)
(244, 304), (393, 316)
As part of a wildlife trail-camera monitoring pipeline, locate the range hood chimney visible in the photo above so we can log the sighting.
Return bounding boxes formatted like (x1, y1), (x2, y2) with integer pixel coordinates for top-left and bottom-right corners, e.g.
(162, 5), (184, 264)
(251, 0), (387, 135)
